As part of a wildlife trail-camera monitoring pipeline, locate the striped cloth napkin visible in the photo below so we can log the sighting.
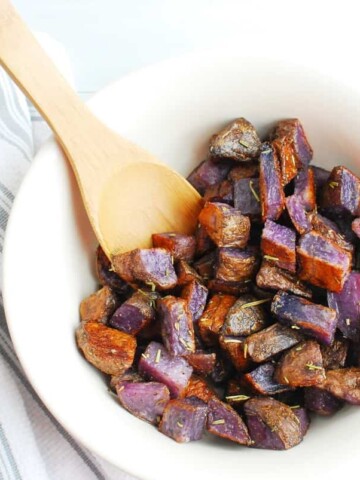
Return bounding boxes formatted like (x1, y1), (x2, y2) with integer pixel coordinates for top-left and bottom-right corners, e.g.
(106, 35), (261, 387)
(0, 33), (137, 480)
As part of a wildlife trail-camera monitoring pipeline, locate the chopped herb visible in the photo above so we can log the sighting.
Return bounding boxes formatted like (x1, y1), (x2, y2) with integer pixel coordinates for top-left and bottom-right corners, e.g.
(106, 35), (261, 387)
(155, 349), (162, 363)
(179, 338), (188, 348)
(249, 180), (260, 202)
(223, 338), (243, 344)
(283, 376), (289, 384)
(291, 325), (301, 330)
(145, 281), (156, 292)
(290, 405), (301, 409)
(170, 255), (174, 265)
(241, 298), (272, 309)
(346, 318), (351, 326)
(174, 322), (180, 331)
(263, 255), (279, 262)
(141, 353), (148, 359)
(225, 394), (250, 402)
(239, 140), (249, 148)
(243, 343), (248, 358)
(118, 385), (125, 392)
(109, 265), (116, 272)
(177, 421), (184, 428)
(329, 181), (339, 189)
(212, 419), (225, 425)
(262, 148), (272, 154)
(295, 345), (304, 351)
(291, 155), (296, 166)
(306, 362), (323, 371)
(168, 233), (176, 237)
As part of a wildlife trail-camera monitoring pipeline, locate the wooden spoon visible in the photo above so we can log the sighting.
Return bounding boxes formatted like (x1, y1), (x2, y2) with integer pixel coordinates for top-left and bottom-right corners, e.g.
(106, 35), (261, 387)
(0, 0), (202, 258)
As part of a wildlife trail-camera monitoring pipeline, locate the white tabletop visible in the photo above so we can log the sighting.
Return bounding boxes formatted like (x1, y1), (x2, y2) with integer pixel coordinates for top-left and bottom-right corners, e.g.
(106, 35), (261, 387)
(12, 0), (360, 98)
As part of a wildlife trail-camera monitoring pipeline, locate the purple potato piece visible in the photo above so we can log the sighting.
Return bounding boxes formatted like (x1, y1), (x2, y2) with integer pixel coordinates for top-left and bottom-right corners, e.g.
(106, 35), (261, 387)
(233, 178), (261, 217)
(116, 381), (170, 424)
(244, 363), (291, 395)
(334, 213), (358, 244)
(285, 195), (312, 234)
(312, 166), (331, 191)
(304, 387), (343, 415)
(259, 143), (285, 221)
(222, 294), (267, 337)
(80, 286), (119, 324)
(193, 251), (216, 280)
(176, 260), (202, 286)
(228, 162), (259, 181)
(207, 279), (250, 296)
(112, 248), (177, 291)
(159, 398), (208, 443)
(195, 224), (216, 257)
(274, 340), (325, 387)
(244, 397), (304, 450)
(203, 180), (234, 205)
(321, 338), (348, 370)
(272, 119), (313, 169)
(271, 291), (337, 346)
(109, 291), (156, 335)
(297, 231), (352, 293)
(152, 233), (196, 262)
(327, 271), (360, 342)
(110, 368), (143, 392)
(181, 280), (208, 323)
(215, 247), (259, 283)
(138, 342), (193, 398)
(317, 368), (360, 404)
(245, 323), (302, 363)
(209, 118), (261, 162)
(352, 218), (360, 238)
(198, 202), (251, 248)
(96, 246), (130, 295)
(261, 220), (296, 272)
(158, 296), (195, 356)
(187, 351), (217, 375)
(207, 397), (251, 445)
(292, 407), (310, 436)
(187, 158), (233, 195)
(294, 167), (316, 211)
(256, 260), (312, 298)
(210, 354), (234, 384)
(321, 166), (360, 216)
(311, 214), (354, 255)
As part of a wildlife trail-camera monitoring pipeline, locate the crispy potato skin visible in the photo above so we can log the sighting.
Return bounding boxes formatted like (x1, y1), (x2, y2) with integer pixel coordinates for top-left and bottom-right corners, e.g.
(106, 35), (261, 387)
(152, 233), (196, 262)
(222, 294), (267, 337)
(272, 136), (298, 186)
(76, 322), (136, 375)
(219, 335), (252, 372)
(215, 248), (259, 283)
(185, 376), (217, 403)
(80, 286), (118, 324)
(317, 368), (360, 404)
(228, 162), (259, 181)
(198, 294), (237, 346)
(176, 260), (202, 286)
(321, 339), (348, 370)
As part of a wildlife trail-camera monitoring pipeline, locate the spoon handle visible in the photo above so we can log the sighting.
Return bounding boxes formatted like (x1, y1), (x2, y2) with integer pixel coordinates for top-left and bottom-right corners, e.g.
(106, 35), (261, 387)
(0, 0), (100, 165)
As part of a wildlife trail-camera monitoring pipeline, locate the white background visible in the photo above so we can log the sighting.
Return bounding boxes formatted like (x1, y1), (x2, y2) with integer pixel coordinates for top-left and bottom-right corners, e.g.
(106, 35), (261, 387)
(11, 0), (360, 97)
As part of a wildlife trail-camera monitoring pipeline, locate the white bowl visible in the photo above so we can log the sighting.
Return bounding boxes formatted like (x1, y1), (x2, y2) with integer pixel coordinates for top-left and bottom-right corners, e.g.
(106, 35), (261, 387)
(4, 51), (360, 480)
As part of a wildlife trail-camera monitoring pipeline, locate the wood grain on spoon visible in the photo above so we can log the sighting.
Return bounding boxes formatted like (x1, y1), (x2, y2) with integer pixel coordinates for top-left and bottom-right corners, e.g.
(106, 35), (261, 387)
(0, 0), (202, 257)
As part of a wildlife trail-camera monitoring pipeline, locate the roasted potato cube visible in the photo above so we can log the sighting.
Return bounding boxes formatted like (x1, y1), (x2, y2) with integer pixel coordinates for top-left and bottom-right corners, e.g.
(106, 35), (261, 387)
(245, 323), (302, 363)
(261, 220), (296, 273)
(209, 118), (261, 162)
(95, 246), (130, 294)
(109, 290), (156, 335)
(187, 158), (233, 195)
(327, 271), (360, 342)
(139, 342), (193, 398)
(285, 195), (312, 234)
(317, 368), (360, 405)
(203, 179), (234, 205)
(76, 322), (136, 375)
(321, 338), (348, 370)
(259, 143), (285, 221)
(198, 294), (237, 346)
(227, 161), (259, 181)
(176, 260), (202, 286)
(244, 363), (291, 395)
(294, 167), (316, 211)
(207, 397), (251, 445)
(321, 166), (360, 216)
(80, 286), (118, 324)
(244, 397), (304, 450)
(215, 247), (259, 283)
(152, 232), (196, 262)
(271, 291), (337, 346)
(185, 375), (217, 402)
(198, 202), (250, 248)
(112, 248), (177, 291)
(304, 387), (343, 415)
(158, 296), (195, 356)
(116, 382), (170, 425)
(222, 294), (267, 337)
(311, 213), (354, 255)
(181, 280), (208, 322)
(274, 340), (325, 387)
(186, 351), (216, 376)
(193, 251), (216, 279)
(219, 335), (252, 372)
(207, 279), (250, 296)
(256, 260), (312, 298)
(159, 398), (208, 443)
(233, 178), (261, 217)
(297, 231), (351, 293)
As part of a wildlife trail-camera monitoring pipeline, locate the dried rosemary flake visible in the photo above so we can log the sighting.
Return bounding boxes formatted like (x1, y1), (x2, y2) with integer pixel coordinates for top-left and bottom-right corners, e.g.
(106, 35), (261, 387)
(263, 254), (279, 262)
(262, 148), (272, 154)
(290, 405), (301, 409)
(212, 419), (225, 425)
(141, 353), (149, 359)
(223, 338), (243, 344)
(243, 343), (248, 358)
(346, 318), (351, 326)
(249, 180), (260, 202)
(291, 155), (296, 166)
(291, 325), (301, 330)
(170, 255), (174, 265)
(177, 421), (184, 428)
(283, 376), (289, 384)
(174, 322), (180, 331)
(241, 298), (272, 309)
(179, 338), (188, 348)
(118, 385), (125, 392)
(295, 345), (304, 351)
(306, 362), (323, 371)
(225, 394), (250, 402)
(168, 233), (176, 237)
(155, 349), (162, 364)
(145, 281), (156, 292)
(329, 181), (339, 189)
(239, 140), (249, 148)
